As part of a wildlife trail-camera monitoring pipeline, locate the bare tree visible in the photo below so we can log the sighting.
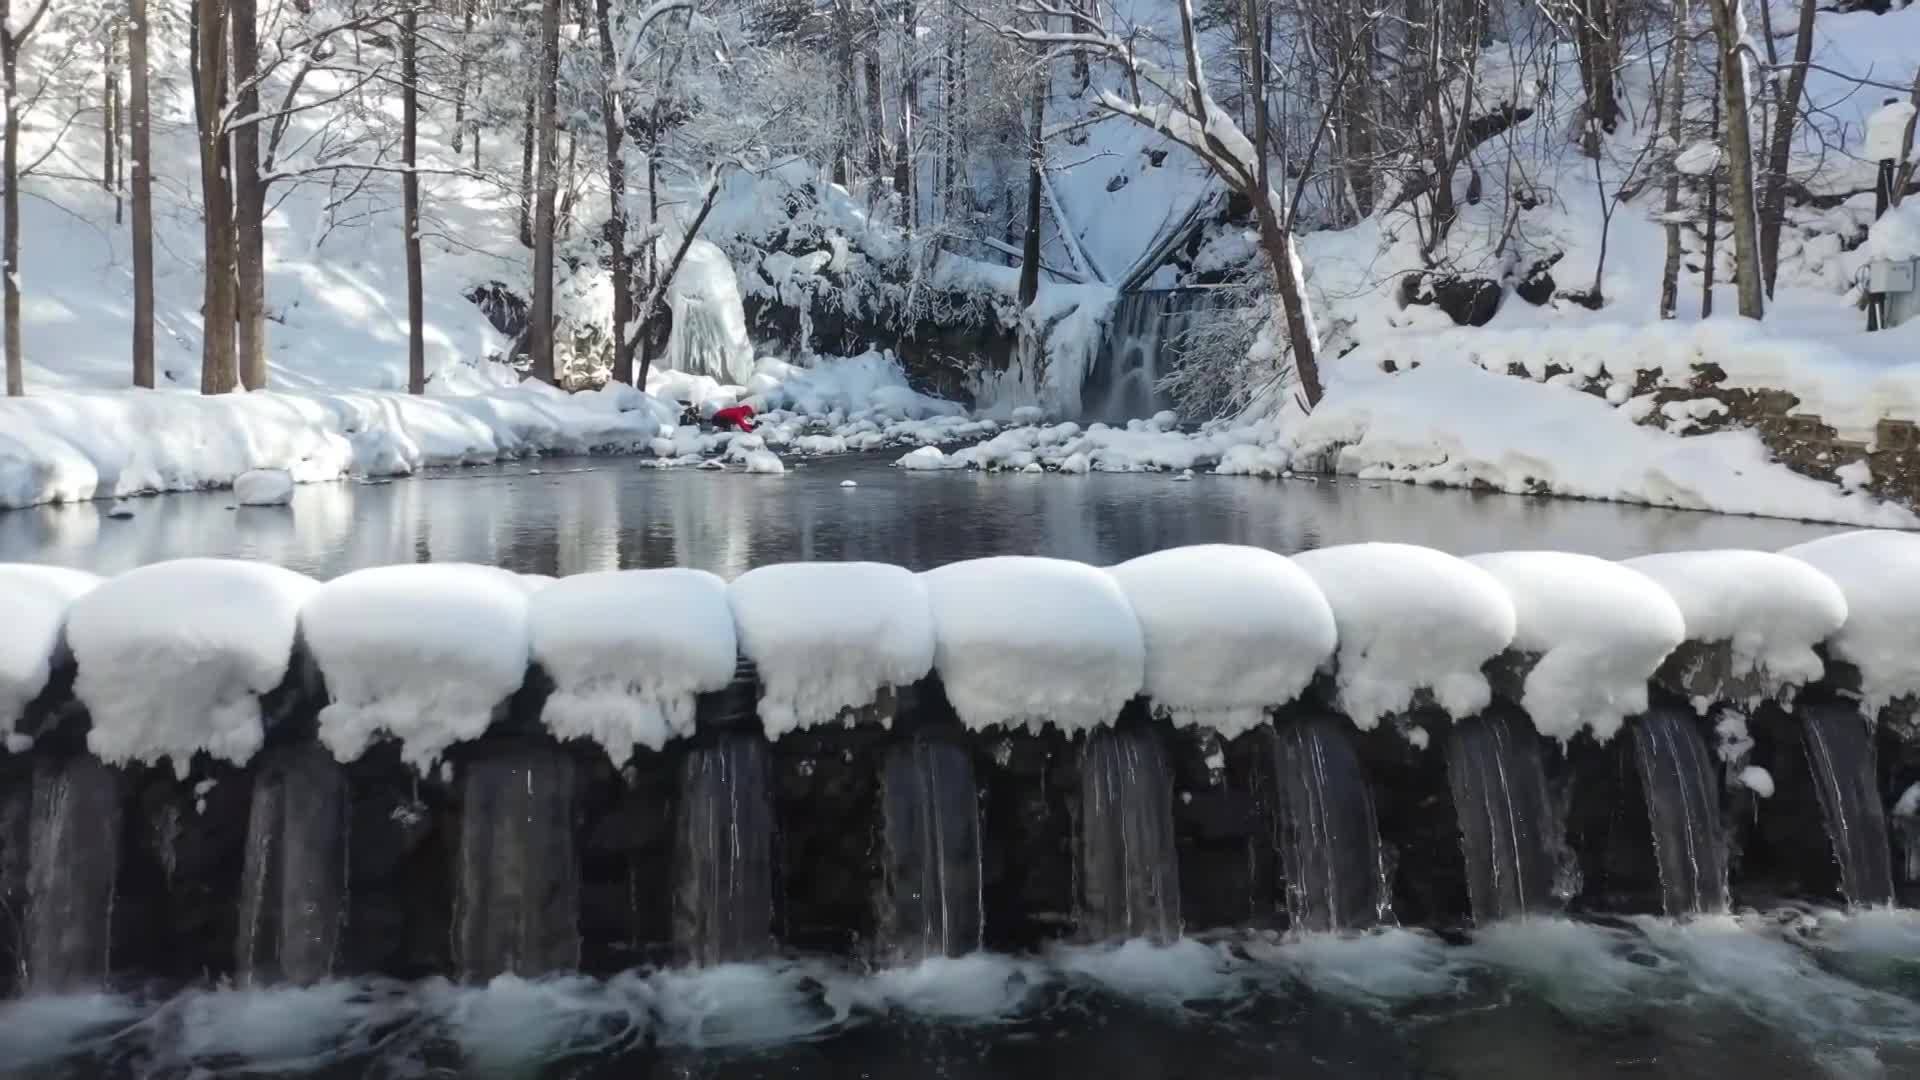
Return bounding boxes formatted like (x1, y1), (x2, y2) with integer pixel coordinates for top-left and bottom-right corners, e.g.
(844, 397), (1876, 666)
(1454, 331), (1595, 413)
(402, 5), (424, 394)
(1, 0), (51, 397)
(232, 0), (268, 389)
(194, 0), (239, 393)
(1657, 0), (1689, 320)
(1704, 0), (1762, 319)
(1757, 0), (1815, 298)
(130, 0), (154, 387)
(527, 0), (562, 383)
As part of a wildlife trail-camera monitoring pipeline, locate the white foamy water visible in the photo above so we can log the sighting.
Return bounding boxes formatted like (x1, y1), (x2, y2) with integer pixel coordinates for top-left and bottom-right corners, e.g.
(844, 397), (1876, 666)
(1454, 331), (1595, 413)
(4, 912), (1919, 1077)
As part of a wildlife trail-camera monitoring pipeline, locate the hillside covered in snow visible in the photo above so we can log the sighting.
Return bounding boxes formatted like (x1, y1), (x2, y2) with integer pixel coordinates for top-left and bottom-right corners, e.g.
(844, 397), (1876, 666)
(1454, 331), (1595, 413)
(0, 0), (1918, 524)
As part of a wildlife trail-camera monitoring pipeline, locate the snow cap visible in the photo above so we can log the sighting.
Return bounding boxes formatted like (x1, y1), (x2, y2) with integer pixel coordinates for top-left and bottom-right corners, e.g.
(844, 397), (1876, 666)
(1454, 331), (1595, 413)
(0, 564), (101, 740)
(1108, 545), (1336, 738)
(303, 563), (531, 769)
(1466, 552), (1684, 742)
(1291, 543), (1517, 729)
(1783, 531), (1920, 713)
(728, 561), (935, 738)
(1623, 549), (1847, 707)
(66, 558), (318, 776)
(921, 556), (1145, 733)
(530, 568), (738, 762)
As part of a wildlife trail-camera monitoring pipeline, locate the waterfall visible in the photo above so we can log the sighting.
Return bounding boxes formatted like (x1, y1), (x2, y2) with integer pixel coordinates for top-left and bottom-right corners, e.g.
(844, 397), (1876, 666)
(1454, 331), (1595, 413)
(877, 734), (982, 963)
(1445, 710), (1558, 923)
(1271, 715), (1388, 932)
(1630, 707), (1729, 916)
(452, 741), (581, 980)
(236, 743), (349, 986)
(1081, 290), (1215, 424)
(673, 733), (774, 966)
(25, 755), (122, 993)
(1799, 704), (1895, 908)
(1077, 727), (1181, 943)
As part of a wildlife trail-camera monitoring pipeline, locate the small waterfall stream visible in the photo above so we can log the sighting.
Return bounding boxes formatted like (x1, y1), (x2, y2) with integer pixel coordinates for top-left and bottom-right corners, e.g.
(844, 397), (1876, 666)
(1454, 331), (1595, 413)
(1081, 290), (1217, 424)
(25, 755), (122, 993)
(673, 733), (775, 966)
(452, 741), (581, 980)
(1077, 727), (1181, 943)
(1445, 710), (1559, 923)
(1799, 704), (1895, 907)
(1630, 707), (1729, 916)
(877, 734), (982, 962)
(236, 743), (349, 986)
(1271, 715), (1388, 932)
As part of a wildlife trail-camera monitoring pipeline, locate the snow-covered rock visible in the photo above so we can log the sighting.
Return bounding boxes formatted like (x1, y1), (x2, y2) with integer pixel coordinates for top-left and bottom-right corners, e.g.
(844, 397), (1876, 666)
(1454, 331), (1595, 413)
(529, 569), (737, 762)
(921, 556), (1145, 733)
(234, 468), (296, 506)
(729, 562), (935, 738)
(302, 563), (531, 769)
(1290, 543), (1517, 730)
(897, 445), (961, 471)
(1466, 552), (1684, 742)
(1107, 545), (1336, 738)
(66, 558), (319, 775)
(0, 564), (100, 740)
(1737, 766), (1776, 799)
(1622, 550), (1848, 706)
(1783, 531), (1920, 713)
(1865, 100), (1918, 163)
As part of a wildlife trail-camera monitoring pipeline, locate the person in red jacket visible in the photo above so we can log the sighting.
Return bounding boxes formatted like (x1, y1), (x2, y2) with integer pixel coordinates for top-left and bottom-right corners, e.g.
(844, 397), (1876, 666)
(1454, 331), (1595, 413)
(711, 404), (756, 433)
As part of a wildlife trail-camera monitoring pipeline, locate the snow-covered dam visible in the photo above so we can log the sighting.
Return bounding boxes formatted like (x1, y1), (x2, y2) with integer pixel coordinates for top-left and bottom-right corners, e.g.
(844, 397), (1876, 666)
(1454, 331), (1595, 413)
(2, 534), (1917, 995)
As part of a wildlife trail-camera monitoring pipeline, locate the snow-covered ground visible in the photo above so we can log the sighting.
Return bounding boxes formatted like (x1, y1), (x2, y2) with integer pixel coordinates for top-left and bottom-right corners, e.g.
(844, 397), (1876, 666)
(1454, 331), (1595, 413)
(6, 535), (1918, 768)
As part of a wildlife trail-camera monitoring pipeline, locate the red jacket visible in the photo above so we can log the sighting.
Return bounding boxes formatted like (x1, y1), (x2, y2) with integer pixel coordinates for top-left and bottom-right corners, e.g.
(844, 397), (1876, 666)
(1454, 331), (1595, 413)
(712, 405), (756, 432)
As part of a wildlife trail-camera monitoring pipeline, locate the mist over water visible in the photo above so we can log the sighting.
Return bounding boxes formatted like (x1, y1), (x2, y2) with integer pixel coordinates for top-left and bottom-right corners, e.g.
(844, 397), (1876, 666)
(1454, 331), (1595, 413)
(9, 910), (1920, 1079)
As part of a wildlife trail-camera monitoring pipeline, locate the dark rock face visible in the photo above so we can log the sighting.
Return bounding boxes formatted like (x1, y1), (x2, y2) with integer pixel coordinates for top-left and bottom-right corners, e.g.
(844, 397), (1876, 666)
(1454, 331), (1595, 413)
(1399, 274), (1504, 327)
(742, 293), (1011, 407)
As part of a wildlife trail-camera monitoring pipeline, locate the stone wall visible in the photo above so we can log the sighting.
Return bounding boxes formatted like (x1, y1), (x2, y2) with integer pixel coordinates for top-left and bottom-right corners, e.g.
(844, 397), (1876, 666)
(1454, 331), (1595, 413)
(1490, 358), (1920, 511)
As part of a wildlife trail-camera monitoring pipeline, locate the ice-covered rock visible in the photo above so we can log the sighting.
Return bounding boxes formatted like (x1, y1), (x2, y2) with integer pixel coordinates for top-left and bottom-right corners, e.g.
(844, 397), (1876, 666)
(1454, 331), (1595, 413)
(234, 468), (295, 506)
(729, 562), (935, 738)
(1466, 552), (1684, 742)
(896, 445), (960, 471)
(1782, 531), (1920, 713)
(1108, 545), (1336, 738)
(302, 563), (531, 768)
(921, 556), (1144, 733)
(0, 564), (101, 739)
(1623, 549), (1847, 706)
(66, 558), (319, 775)
(1291, 543), (1517, 730)
(529, 569), (737, 762)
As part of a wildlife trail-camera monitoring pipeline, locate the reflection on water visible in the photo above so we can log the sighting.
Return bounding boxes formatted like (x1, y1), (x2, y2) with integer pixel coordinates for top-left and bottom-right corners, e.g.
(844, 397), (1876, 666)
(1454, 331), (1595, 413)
(0, 455), (1848, 578)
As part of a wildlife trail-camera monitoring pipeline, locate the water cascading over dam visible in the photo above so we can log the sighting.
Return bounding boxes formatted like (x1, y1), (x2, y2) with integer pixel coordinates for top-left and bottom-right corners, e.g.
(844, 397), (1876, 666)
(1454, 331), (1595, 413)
(2, 539), (1915, 998)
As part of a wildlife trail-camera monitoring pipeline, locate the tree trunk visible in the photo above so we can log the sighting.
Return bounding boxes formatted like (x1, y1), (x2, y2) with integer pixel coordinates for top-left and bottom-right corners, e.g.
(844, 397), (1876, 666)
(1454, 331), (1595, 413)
(130, 0), (154, 387)
(1707, 0), (1763, 319)
(833, 0), (854, 185)
(1016, 42), (1046, 307)
(451, 0), (475, 154)
(637, 145), (659, 387)
(105, 18), (120, 223)
(196, 0), (237, 394)
(527, 0), (562, 383)
(864, 48), (886, 184)
(1758, 0), (1815, 297)
(232, 0), (267, 389)
(1574, 0), (1620, 134)
(518, 71), (537, 248)
(1702, 50), (1721, 320)
(896, 0), (915, 229)
(402, 7), (424, 394)
(2, 24), (21, 397)
(594, 0), (632, 384)
(1658, 0), (1687, 320)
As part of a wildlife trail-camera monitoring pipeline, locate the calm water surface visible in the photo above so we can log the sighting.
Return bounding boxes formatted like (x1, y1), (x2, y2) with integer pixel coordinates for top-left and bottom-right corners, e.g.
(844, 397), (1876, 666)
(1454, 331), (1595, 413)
(0, 453), (1848, 577)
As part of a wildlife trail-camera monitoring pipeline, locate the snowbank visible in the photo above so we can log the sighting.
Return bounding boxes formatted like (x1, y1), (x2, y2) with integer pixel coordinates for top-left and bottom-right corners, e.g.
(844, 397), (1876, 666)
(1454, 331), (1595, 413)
(1782, 531), (1920, 713)
(0, 565), (100, 741)
(1622, 550), (1848, 706)
(1290, 544), (1517, 729)
(529, 569), (738, 762)
(0, 384), (664, 510)
(302, 563), (531, 768)
(728, 562), (934, 738)
(1465, 553), (1685, 742)
(65, 559), (319, 775)
(1107, 545), (1336, 737)
(234, 469), (296, 506)
(920, 556), (1145, 733)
